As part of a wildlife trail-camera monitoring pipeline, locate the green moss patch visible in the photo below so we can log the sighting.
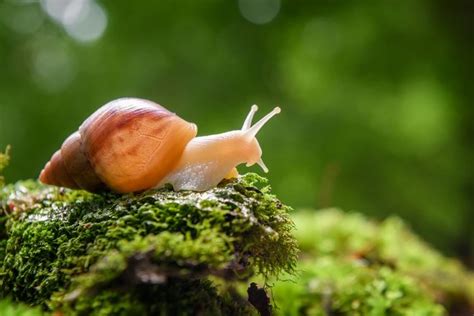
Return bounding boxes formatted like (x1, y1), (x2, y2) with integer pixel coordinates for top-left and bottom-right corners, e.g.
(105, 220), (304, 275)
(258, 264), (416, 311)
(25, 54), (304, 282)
(0, 146), (10, 188)
(271, 209), (474, 315)
(0, 299), (43, 316)
(0, 173), (297, 315)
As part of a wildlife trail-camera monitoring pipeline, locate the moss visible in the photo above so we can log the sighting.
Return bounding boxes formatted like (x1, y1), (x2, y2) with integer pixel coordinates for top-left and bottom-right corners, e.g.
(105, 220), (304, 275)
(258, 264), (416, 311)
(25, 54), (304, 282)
(56, 279), (252, 316)
(0, 299), (44, 316)
(0, 173), (297, 314)
(273, 260), (446, 315)
(270, 209), (474, 315)
(0, 146), (11, 263)
(0, 146), (9, 188)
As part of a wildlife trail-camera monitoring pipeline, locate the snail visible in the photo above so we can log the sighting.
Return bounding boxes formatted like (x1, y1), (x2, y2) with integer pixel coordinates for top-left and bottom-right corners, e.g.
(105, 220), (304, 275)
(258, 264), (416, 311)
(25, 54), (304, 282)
(39, 98), (280, 193)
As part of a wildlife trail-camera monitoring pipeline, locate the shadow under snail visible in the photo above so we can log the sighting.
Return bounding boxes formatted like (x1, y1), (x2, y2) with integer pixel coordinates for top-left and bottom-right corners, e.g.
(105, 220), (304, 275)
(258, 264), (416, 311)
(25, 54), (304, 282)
(39, 98), (281, 193)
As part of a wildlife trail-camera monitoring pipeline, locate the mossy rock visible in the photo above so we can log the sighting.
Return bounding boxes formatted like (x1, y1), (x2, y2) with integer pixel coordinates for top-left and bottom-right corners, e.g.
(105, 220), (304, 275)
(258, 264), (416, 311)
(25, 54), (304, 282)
(270, 209), (474, 315)
(0, 173), (298, 315)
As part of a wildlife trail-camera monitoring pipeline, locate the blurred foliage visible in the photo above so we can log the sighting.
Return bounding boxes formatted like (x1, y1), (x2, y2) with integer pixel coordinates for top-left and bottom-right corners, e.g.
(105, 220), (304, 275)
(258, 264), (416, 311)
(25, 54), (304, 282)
(272, 209), (474, 315)
(0, 0), (473, 261)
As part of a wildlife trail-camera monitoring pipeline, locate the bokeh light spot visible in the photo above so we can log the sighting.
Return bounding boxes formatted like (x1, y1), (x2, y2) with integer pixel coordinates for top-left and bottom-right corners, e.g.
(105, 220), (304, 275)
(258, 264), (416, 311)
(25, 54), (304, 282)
(238, 0), (280, 25)
(40, 0), (107, 43)
(64, 1), (107, 43)
(40, 0), (70, 22)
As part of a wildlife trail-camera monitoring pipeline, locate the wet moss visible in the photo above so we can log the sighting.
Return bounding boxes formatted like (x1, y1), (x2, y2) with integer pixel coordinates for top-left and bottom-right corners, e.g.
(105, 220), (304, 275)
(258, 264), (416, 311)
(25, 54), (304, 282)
(0, 173), (297, 314)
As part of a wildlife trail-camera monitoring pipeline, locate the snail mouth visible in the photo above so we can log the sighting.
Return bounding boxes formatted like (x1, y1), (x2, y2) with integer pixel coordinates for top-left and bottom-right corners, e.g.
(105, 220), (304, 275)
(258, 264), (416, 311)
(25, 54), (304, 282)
(182, 122), (198, 142)
(39, 167), (49, 184)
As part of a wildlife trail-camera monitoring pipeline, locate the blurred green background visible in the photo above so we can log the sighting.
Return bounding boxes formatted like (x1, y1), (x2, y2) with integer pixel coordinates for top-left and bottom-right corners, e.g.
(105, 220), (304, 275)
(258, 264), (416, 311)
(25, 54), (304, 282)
(0, 0), (472, 265)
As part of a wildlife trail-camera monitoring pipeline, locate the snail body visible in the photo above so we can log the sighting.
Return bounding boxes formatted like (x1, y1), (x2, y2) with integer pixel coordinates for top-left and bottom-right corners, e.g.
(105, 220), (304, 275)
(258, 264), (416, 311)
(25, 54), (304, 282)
(39, 98), (280, 193)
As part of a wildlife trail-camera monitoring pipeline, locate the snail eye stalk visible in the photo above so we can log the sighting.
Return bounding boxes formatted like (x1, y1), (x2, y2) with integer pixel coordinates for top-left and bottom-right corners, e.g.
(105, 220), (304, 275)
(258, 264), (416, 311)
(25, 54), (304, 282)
(244, 106), (281, 139)
(242, 104), (258, 130)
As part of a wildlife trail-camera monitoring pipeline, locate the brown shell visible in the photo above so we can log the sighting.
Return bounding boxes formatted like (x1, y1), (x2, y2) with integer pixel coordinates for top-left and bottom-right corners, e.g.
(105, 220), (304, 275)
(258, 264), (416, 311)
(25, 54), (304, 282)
(39, 98), (197, 193)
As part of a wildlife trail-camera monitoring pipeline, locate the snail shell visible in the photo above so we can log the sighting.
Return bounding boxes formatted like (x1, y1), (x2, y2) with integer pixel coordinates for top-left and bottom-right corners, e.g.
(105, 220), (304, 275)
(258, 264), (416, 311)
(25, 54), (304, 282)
(39, 98), (197, 193)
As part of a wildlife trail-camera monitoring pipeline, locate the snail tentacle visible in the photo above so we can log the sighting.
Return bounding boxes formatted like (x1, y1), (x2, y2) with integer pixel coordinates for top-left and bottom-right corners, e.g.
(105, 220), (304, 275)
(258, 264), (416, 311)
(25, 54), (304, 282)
(242, 104), (259, 130)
